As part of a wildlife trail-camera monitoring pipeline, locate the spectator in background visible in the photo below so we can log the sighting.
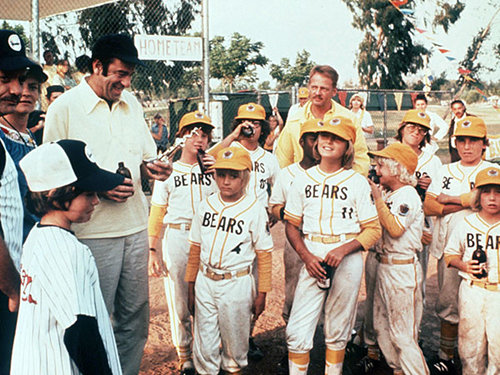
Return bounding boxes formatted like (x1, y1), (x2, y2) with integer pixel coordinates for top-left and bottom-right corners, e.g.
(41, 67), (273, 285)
(46, 84), (64, 105)
(287, 87), (309, 118)
(0, 64), (48, 241)
(51, 58), (76, 90)
(413, 93), (449, 155)
(349, 92), (374, 137)
(73, 54), (91, 84)
(0, 29), (35, 375)
(448, 99), (471, 163)
(264, 106), (283, 152)
(151, 113), (169, 153)
(42, 49), (57, 82)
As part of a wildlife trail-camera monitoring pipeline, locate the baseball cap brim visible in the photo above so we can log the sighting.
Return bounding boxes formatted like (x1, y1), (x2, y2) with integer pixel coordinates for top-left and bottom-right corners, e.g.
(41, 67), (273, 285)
(0, 55), (38, 72)
(73, 165), (125, 192)
(116, 54), (145, 67)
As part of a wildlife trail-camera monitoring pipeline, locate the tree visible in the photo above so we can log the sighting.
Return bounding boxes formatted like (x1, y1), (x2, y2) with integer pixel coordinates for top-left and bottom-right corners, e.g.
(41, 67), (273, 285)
(341, 0), (464, 89)
(269, 50), (316, 89)
(209, 33), (268, 92)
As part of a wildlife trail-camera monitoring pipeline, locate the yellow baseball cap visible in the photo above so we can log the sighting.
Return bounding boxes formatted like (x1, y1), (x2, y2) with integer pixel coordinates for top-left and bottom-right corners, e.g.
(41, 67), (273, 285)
(299, 118), (324, 138)
(316, 116), (356, 143)
(212, 147), (252, 171)
(177, 111), (214, 136)
(453, 116), (487, 138)
(475, 166), (500, 188)
(298, 87), (309, 99)
(234, 102), (266, 121)
(368, 142), (418, 175)
(400, 109), (431, 130)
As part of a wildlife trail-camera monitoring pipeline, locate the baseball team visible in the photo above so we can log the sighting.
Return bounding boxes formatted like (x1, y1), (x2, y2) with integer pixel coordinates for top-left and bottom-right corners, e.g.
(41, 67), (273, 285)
(0, 29), (499, 375)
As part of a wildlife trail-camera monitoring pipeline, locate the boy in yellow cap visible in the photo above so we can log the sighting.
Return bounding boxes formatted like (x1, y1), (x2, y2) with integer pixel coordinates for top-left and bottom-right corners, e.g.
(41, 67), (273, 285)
(147, 110), (216, 375)
(284, 116), (381, 375)
(367, 143), (428, 375)
(184, 146), (273, 375)
(287, 87), (310, 118)
(424, 116), (495, 373)
(444, 166), (500, 375)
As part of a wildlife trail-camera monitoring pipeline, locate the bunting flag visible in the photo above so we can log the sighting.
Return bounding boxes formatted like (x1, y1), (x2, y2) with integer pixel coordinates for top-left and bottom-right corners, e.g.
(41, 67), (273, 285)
(464, 76), (476, 82)
(410, 92), (419, 105)
(458, 68), (471, 75)
(474, 87), (488, 99)
(432, 42), (443, 47)
(400, 9), (414, 15)
(438, 48), (450, 54)
(394, 92), (404, 111)
(415, 27), (426, 33)
(391, 0), (408, 7)
(445, 56), (456, 61)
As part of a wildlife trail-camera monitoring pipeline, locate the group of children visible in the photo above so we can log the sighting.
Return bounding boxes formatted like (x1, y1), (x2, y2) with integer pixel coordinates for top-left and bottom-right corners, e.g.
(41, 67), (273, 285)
(8, 101), (499, 375)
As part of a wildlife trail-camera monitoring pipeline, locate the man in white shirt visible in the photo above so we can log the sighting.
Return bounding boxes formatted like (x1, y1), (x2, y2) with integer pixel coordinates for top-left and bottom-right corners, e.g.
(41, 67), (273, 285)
(414, 94), (449, 155)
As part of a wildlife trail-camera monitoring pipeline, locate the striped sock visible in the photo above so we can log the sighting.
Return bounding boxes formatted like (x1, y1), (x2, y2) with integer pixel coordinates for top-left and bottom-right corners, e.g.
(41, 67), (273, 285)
(289, 351), (309, 375)
(325, 348), (345, 375)
(439, 321), (458, 360)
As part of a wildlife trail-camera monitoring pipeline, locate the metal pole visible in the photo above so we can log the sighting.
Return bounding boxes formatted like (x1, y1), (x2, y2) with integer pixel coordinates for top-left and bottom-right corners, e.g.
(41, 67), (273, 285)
(31, 0), (40, 60)
(202, 0), (210, 116)
(383, 92), (388, 146)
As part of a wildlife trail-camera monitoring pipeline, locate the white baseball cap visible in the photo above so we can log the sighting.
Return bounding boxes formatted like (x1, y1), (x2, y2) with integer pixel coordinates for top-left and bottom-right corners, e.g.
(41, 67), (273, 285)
(20, 140), (124, 192)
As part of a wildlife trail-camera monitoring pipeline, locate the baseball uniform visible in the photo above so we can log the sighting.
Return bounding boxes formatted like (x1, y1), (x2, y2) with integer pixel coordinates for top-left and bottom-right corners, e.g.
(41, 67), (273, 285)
(11, 224), (121, 375)
(284, 166), (380, 375)
(230, 141), (279, 208)
(149, 161), (215, 367)
(373, 185), (428, 375)
(185, 192), (273, 375)
(444, 213), (500, 375)
(426, 159), (495, 358)
(269, 162), (306, 322)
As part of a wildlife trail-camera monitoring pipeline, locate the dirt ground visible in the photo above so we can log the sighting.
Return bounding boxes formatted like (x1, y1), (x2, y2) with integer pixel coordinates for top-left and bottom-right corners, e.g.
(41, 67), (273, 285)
(140, 221), (442, 375)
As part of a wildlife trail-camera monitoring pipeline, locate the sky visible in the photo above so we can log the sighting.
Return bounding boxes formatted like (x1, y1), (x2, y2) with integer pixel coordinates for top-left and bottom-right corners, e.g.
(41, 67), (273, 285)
(204, 0), (499, 87)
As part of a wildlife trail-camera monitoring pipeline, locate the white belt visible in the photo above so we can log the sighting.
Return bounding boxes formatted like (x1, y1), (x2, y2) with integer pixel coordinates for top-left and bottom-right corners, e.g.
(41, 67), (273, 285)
(199, 264), (251, 281)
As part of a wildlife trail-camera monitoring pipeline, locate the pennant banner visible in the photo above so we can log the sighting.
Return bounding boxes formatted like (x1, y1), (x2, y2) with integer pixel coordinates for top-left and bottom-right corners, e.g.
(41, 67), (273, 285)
(394, 92), (404, 111)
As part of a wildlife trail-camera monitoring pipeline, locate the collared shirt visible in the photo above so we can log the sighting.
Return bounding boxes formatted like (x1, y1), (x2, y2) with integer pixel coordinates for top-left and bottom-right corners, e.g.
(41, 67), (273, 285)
(275, 99), (370, 175)
(44, 78), (156, 239)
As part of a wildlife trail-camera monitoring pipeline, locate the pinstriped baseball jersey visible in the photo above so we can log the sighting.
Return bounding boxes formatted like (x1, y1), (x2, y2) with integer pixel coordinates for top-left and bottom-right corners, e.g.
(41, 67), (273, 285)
(189, 193), (273, 271)
(380, 185), (424, 257)
(416, 151), (442, 186)
(284, 166), (378, 236)
(0, 138), (23, 271)
(427, 160), (496, 197)
(231, 141), (280, 207)
(445, 213), (500, 283)
(269, 162), (305, 207)
(151, 161), (216, 225)
(11, 225), (122, 375)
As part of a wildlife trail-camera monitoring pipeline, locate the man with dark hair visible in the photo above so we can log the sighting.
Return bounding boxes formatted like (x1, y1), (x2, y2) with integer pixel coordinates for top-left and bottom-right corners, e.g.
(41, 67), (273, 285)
(413, 93), (449, 154)
(275, 65), (369, 175)
(448, 99), (470, 162)
(44, 33), (172, 375)
(0, 29), (35, 375)
(151, 112), (169, 152)
(45, 84), (64, 105)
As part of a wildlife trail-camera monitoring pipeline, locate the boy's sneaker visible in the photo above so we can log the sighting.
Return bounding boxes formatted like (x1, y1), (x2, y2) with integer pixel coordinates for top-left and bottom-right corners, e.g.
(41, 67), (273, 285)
(248, 337), (264, 361)
(428, 358), (456, 375)
(351, 356), (381, 375)
(180, 360), (195, 375)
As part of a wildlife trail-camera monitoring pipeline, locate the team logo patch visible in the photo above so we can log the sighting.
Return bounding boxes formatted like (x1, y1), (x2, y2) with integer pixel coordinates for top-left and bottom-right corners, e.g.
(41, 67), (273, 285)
(317, 121), (324, 127)
(223, 150), (233, 159)
(462, 120), (471, 128)
(247, 104), (255, 112)
(84, 145), (97, 163)
(417, 112), (427, 118)
(399, 204), (409, 216)
(194, 112), (204, 119)
(329, 118), (341, 126)
(487, 169), (499, 177)
(8, 34), (22, 51)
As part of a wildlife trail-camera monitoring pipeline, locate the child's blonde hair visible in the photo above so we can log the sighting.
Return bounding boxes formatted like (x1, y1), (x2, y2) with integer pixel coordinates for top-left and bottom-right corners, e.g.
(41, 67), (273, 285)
(375, 157), (417, 186)
(471, 184), (499, 211)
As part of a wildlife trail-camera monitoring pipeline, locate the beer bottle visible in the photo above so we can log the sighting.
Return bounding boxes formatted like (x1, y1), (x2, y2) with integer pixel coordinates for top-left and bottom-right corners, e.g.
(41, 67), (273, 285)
(472, 244), (487, 279)
(116, 162), (132, 179)
(317, 262), (336, 290)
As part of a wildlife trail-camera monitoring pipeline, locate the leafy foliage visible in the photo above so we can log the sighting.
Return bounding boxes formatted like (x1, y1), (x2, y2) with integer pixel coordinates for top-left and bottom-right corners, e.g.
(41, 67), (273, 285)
(209, 33), (268, 92)
(269, 50), (316, 89)
(432, 1), (465, 32)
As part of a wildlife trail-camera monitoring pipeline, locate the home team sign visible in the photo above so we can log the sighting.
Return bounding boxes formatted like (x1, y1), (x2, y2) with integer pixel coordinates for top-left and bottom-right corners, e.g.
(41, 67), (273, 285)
(134, 35), (202, 61)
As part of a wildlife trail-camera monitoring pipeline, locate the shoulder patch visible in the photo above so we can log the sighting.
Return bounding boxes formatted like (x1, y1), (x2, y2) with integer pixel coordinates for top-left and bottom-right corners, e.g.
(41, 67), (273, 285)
(398, 203), (410, 216)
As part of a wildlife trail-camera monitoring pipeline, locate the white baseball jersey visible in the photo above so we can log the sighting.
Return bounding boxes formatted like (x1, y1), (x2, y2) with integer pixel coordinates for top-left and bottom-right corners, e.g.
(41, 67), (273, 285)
(269, 162), (305, 208)
(379, 185), (424, 257)
(445, 213), (500, 283)
(416, 151), (442, 187)
(151, 161), (216, 225)
(231, 141), (280, 208)
(427, 160), (496, 258)
(189, 193), (273, 271)
(0, 138), (23, 271)
(284, 166), (378, 238)
(11, 225), (121, 375)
